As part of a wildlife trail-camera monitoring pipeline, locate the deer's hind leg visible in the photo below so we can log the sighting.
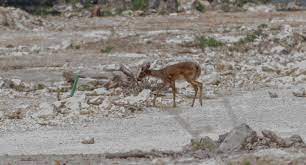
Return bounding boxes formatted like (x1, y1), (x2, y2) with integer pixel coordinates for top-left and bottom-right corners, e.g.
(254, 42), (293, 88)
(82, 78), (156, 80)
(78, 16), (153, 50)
(196, 81), (203, 106)
(187, 80), (199, 107)
(186, 77), (203, 107)
(170, 81), (176, 108)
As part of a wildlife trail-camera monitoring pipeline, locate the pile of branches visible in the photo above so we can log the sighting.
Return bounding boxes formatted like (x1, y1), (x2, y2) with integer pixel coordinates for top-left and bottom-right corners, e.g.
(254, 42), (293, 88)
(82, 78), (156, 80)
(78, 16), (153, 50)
(104, 64), (158, 96)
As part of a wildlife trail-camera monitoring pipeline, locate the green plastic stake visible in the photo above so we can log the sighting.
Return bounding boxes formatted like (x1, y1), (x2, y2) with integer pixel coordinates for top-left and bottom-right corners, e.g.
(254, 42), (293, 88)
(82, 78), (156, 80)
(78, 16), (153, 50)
(70, 74), (80, 97)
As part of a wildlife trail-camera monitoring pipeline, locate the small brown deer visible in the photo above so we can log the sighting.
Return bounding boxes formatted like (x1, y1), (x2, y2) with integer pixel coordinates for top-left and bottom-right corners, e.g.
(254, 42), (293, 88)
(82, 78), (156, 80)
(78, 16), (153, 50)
(137, 61), (203, 107)
(91, 5), (101, 17)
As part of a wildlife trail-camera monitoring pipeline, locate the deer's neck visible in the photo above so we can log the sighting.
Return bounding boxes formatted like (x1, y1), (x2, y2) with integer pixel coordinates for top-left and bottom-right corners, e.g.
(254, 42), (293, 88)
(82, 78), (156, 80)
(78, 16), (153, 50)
(149, 69), (164, 79)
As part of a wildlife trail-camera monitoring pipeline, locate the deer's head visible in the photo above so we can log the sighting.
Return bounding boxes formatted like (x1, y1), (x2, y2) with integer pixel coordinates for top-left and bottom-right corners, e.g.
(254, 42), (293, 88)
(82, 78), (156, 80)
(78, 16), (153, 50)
(137, 62), (151, 81)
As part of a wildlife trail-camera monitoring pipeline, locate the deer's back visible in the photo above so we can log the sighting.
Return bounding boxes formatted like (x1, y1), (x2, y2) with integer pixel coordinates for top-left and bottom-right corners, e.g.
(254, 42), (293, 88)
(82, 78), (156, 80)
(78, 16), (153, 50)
(162, 62), (201, 81)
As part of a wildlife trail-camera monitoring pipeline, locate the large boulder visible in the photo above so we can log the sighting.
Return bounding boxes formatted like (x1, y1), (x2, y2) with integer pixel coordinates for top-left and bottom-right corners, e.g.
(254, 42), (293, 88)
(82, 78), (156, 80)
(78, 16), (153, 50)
(217, 123), (257, 153)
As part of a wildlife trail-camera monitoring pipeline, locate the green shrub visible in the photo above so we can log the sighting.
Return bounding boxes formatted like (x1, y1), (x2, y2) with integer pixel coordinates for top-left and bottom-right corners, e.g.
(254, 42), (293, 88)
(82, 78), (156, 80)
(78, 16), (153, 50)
(234, 0), (249, 7)
(257, 23), (268, 29)
(236, 29), (263, 45)
(257, 0), (272, 4)
(132, 0), (148, 10)
(243, 160), (251, 165)
(196, 36), (224, 49)
(31, 6), (60, 16)
(35, 83), (46, 90)
(195, 1), (205, 13)
(102, 10), (113, 16)
(100, 46), (113, 54)
(221, 4), (231, 12)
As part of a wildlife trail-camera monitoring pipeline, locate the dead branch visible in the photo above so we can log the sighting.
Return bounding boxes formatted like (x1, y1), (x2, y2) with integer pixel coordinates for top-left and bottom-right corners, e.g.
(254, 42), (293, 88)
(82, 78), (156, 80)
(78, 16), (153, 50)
(119, 64), (137, 81)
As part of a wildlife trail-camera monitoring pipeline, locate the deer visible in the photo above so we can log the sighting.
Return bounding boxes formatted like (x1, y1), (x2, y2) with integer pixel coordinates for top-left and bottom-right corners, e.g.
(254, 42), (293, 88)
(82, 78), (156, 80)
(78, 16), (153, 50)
(91, 5), (101, 17)
(137, 61), (203, 108)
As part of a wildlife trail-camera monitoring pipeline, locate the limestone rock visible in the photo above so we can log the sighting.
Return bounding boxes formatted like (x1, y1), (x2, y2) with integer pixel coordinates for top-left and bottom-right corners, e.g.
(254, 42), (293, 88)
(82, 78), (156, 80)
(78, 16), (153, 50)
(292, 87), (306, 97)
(217, 123), (257, 153)
(32, 102), (55, 120)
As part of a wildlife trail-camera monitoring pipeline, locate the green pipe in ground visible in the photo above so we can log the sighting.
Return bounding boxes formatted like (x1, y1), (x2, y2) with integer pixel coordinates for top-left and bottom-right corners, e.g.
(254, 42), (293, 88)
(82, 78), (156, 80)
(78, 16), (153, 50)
(70, 74), (80, 97)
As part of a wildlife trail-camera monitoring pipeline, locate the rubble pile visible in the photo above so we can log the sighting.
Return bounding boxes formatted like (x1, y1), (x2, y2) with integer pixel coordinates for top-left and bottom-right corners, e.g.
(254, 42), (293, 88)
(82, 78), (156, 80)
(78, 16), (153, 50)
(194, 24), (306, 92)
(183, 124), (305, 158)
(0, 6), (46, 30)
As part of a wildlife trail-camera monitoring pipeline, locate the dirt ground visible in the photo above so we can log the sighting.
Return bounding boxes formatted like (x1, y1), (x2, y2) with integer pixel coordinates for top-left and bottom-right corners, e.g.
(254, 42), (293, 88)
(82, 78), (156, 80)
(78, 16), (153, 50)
(1, 10), (306, 164)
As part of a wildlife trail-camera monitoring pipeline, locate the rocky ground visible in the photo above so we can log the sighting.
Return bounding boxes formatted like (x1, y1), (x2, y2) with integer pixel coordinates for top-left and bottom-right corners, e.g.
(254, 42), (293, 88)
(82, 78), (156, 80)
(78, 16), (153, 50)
(1, 2), (306, 164)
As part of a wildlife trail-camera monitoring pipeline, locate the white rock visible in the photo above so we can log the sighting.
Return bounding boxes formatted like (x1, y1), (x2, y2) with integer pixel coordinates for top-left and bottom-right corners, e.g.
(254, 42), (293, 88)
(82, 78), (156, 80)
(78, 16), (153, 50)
(277, 76), (293, 85)
(0, 111), (4, 120)
(10, 78), (22, 87)
(295, 75), (306, 84)
(81, 137), (95, 144)
(108, 53), (147, 58)
(121, 10), (133, 16)
(8, 79), (34, 91)
(61, 40), (72, 49)
(75, 3), (84, 9)
(94, 87), (111, 95)
(123, 89), (151, 105)
(99, 98), (112, 110)
(54, 94), (87, 114)
(53, 4), (73, 12)
(88, 96), (104, 105)
(30, 45), (41, 53)
(48, 44), (61, 51)
(293, 87), (306, 97)
(247, 4), (275, 13)
(271, 45), (286, 54)
(32, 102), (55, 119)
(166, 34), (195, 44)
(79, 107), (92, 115)
(103, 64), (120, 71)
(0, 77), (4, 88)
(53, 100), (64, 110)
(212, 34), (243, 43)
(217, 123), (256, 153)
(202, 72), (221, 85)
(152, 158), (166, 165)
(295, 61), (306, 76)
(261, 64), (278, 72)
(65, 94), (87, 111)
(277, 24), (293, 39)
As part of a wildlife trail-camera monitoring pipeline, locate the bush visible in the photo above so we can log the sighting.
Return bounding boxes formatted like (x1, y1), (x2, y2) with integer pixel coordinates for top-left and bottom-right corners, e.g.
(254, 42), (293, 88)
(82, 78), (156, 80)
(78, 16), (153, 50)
(102, 10), (113, 17)
(196, 36), (224, 49)
(100, 46), (113, 54)
(236, 29), (264, 45)
(257, 23), (268, 29)
(31, 6), (60, 16)
(132, 0), (148, 10)
(195, 1), (205, 13)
